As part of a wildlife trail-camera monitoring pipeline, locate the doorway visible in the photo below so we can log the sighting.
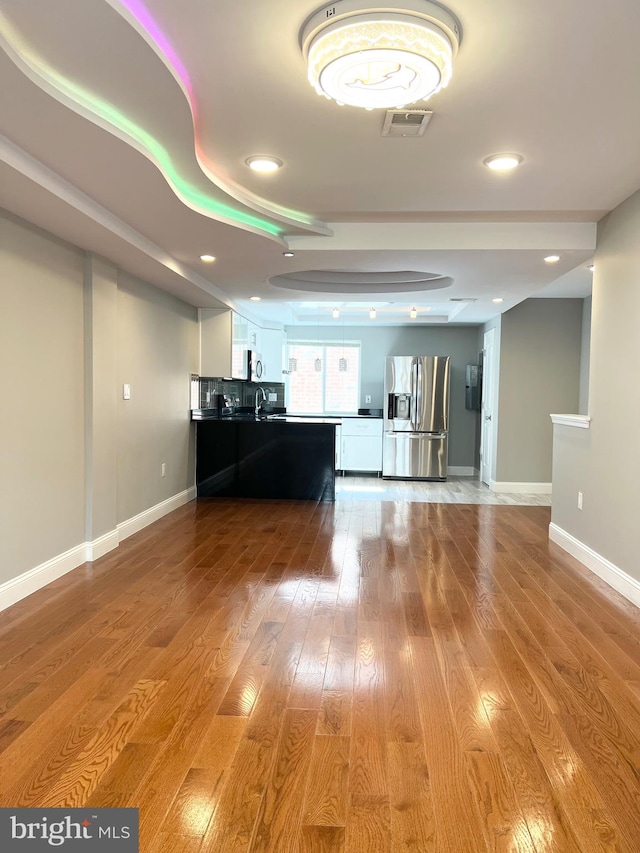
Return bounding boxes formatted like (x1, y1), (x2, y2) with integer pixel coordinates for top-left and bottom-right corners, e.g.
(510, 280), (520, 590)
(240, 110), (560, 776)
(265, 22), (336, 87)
(480, 328), (496, 486)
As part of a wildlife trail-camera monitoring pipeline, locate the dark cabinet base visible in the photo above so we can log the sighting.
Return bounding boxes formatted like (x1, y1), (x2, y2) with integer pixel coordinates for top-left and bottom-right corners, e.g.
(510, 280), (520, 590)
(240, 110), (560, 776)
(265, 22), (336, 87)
(196, 421), (335, 501)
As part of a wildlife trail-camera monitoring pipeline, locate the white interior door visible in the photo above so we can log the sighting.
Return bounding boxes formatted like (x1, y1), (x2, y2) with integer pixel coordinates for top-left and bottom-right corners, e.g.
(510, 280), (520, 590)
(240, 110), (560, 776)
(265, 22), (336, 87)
(480, 328), (495, 486)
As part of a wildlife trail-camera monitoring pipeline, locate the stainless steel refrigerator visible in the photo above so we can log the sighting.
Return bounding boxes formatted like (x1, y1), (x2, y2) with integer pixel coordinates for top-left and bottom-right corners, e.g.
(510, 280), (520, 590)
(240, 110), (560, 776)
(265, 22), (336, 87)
(382, 355), (450, 479)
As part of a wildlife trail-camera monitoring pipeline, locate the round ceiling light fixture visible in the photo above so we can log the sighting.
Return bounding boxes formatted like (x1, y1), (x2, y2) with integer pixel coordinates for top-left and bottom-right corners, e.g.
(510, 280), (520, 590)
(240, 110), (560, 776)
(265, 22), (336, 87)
(544, 255), (560, 264)
(200, 254), (216, 262)
(300, 0), (461, 110)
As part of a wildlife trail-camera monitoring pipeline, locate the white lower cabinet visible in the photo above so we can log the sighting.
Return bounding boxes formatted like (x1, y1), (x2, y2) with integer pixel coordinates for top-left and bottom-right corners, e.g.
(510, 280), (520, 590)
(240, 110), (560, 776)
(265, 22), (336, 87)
(339, 418), (383, 472)
(335, 424), (342, 470)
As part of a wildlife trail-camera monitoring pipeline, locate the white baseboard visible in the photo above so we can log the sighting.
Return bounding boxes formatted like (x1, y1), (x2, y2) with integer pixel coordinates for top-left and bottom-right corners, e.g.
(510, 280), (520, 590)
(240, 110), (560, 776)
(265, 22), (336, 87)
(490, 480), (552, 494)
(549, 522), (640, 609)
(0, 487), (196, 614)
(117, 487), (196, 542)
(86, 528), (120, 561)
(447, 466), (475, 476)
(0, 542), (88, 613)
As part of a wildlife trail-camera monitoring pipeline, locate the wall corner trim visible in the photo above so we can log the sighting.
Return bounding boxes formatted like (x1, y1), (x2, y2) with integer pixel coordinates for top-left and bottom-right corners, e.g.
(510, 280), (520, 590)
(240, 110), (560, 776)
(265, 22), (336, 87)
(549, 522), (640, 609)
(550, 413), (591, 428)
(490, 480), (552, 494)
(0, 487), (196, 614)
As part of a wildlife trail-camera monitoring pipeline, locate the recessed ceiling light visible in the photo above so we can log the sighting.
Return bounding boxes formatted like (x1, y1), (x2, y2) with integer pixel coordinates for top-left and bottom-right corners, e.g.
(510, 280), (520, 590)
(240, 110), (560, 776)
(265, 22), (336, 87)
(283, 251), (295, 258)
(410, 307), (418, 319)
(492, 297), (504, 304)
(200, 254), (216, 262)
(246, 156), (282, 173)
(544, 255), (560, 263)
(483, 153), (523, 172)
(332, 308), (340, 319)
(250, 296), (261, 302)
(369, 307), (377, 319)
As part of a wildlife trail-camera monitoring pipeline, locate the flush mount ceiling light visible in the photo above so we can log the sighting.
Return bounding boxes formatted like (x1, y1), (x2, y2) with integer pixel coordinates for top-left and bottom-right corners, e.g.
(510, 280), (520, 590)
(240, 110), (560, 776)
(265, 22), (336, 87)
(483, 153), (523, 172)
(300, 0), (461, 110)
(544, 255), (560, 263)
(492, 297), (504, 304)
(245, 156), (283, 173)
(250, 296), (262, 301)
(200, 254), (216, 262)
(283, 251), (295, 258)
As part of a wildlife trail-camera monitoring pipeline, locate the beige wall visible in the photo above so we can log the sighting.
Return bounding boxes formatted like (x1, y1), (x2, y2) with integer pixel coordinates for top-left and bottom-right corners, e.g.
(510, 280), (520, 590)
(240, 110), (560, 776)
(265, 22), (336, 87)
(552, 190), (640, 584)
(0, 213), (86, 583)
(0, 210), (198, 590)
(117, 271), (198, 523)
(496, 299), (583, 483)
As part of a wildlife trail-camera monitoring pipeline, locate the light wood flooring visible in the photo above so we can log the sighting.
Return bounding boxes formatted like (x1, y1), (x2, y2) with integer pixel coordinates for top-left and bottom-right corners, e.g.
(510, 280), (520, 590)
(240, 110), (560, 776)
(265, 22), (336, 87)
(337, 474), (552, 505)
(0, 497), (639, 851)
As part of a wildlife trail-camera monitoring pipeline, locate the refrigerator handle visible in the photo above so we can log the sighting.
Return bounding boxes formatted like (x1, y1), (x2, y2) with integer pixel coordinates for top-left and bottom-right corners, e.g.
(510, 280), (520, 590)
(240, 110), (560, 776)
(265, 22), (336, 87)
(410, 360), (418, 428)
(415, 360), (423, 429)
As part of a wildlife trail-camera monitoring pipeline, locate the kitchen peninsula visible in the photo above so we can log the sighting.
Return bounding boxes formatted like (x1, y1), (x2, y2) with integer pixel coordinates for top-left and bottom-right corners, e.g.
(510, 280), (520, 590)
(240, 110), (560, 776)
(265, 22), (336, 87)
(193, 414), (339, 502)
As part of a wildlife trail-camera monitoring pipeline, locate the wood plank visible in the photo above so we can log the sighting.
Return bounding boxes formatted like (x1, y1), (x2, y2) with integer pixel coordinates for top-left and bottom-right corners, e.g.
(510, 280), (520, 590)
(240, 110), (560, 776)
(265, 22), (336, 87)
(0, 499), (638, 851)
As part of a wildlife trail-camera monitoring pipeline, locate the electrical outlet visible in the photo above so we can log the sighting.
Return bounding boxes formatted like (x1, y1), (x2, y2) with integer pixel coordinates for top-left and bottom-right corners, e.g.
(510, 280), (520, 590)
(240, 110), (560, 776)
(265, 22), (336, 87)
(123, 383), (131, 400)
(268, 393), (277, 402)
(577, 491), (583, 510)
(161, 463), (166, 478)
(365, 395), (372, 404)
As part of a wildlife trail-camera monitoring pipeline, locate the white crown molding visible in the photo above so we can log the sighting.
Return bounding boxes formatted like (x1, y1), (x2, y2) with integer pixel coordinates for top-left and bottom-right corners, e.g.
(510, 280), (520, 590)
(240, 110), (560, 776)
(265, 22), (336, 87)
(0, 136), (240, 308)
(287, 221), (597, 252)
(550, 413), (591, 428)
(549, 522), (640, 609)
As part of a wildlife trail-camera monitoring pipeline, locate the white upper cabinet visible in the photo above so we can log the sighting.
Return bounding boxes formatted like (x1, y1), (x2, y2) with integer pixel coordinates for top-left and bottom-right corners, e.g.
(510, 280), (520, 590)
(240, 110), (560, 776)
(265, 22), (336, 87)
(200, 309), (248, 379)
(261, 328), (285, 382)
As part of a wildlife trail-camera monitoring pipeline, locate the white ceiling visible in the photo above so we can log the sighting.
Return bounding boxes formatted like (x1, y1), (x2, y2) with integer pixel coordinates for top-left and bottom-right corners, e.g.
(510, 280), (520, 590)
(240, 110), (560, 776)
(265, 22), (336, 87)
(2, 0), (639, 326)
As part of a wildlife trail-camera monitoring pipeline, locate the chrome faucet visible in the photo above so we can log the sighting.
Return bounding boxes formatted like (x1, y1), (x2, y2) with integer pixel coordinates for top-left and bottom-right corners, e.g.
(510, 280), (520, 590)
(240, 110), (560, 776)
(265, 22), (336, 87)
(255, 386), (267, 417)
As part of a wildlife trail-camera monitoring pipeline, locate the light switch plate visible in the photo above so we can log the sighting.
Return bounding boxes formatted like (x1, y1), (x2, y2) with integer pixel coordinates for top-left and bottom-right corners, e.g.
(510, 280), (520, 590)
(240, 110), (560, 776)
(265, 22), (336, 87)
(123, 383), (131, 400)
(365, 395), (372, 404)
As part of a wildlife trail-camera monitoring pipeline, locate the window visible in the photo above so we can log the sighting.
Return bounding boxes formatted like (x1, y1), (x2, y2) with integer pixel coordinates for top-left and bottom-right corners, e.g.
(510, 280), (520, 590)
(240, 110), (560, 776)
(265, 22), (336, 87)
(286, 340), (361, 414)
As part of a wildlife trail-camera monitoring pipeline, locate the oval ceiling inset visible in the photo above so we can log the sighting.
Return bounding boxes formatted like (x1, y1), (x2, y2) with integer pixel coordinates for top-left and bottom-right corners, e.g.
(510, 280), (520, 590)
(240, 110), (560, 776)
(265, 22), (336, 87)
(269, 269), (454, 293)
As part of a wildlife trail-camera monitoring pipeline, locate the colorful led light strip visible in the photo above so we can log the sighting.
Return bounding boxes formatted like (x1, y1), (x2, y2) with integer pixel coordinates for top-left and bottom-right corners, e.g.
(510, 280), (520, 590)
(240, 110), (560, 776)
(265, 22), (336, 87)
(0, 11), (282, 238)
(110, 0), (327, 234)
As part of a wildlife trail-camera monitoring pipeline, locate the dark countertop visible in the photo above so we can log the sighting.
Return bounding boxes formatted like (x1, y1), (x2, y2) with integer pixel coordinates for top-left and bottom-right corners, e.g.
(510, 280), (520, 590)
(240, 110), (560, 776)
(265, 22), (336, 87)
(191, 409), (379, 422)
(191, 410), (341, 424)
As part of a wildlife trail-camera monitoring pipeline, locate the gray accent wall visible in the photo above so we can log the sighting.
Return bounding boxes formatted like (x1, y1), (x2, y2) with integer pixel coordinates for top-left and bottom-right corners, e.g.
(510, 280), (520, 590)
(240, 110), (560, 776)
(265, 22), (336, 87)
(0, 210), (199, 589)
(495, 299), (583, 484)
(552, 189), (640, 585)
(286, 324), (480, 468)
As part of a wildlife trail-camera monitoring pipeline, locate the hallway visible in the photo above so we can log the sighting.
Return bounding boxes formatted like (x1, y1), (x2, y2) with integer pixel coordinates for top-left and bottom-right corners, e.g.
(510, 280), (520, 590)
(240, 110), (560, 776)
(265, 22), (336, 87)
(0, 497), (638, 851)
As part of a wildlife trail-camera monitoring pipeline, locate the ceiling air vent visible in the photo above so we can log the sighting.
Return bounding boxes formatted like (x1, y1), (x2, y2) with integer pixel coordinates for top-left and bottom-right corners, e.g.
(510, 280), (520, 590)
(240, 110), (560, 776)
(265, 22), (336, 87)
(449, 298), (478, 302)
(382, 110), (433, 137)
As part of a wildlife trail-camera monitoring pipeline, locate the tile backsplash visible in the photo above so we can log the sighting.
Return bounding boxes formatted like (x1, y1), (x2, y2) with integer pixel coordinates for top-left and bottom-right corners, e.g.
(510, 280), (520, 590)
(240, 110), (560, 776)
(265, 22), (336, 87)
(192, 375), (285, 410)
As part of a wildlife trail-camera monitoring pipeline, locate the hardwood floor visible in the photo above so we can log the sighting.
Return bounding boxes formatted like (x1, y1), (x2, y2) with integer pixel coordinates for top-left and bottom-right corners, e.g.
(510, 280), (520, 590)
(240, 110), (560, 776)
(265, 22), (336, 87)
(1, 497), (639, 851)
